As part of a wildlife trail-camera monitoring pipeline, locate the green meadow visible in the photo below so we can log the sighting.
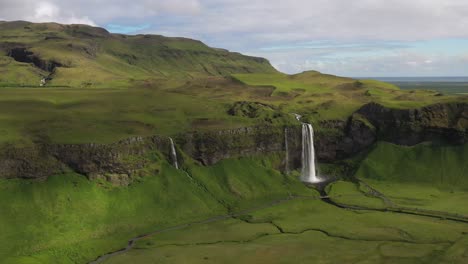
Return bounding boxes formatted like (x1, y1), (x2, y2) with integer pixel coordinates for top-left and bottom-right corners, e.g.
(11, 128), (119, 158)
(0, 154), (316, 264)
(233, 72), (467, 121)
(99, 142), (468, 264)
(104, 195), (468, 264)
(0, 72), (465, 147)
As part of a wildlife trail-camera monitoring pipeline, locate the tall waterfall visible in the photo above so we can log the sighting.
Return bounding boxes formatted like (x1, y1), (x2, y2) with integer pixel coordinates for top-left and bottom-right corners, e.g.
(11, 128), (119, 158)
(169, 138), (179, 169)
(301, 123), (320, 183)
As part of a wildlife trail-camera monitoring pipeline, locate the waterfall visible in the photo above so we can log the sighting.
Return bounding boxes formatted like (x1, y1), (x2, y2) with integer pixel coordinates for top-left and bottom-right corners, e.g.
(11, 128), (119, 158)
(169, 137), (179, 169)
(293, 113), (302, 121)
(284, 128), (289, 174)
(301, 123), (320, 183)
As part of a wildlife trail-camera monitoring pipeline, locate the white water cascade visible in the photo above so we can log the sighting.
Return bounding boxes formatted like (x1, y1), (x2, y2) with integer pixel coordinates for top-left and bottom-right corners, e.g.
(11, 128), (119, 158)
(169, 138), (179, 169)
(301, 123), (320, 183)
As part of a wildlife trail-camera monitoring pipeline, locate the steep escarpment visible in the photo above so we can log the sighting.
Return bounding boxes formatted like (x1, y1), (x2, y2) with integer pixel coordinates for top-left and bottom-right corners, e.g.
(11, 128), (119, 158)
(0, 136), (173, 182)
(314, 102), (467, 163)
(179, 101), (467, 168)
(48, 136), (171, 179)
(0, 145), (64, 179)
(357, 102), (468, 145)
(179, 126), (295, 166)
(0, 102), (466, 181)
(314, 117), (377, 162)
(0, 126), (301, 181)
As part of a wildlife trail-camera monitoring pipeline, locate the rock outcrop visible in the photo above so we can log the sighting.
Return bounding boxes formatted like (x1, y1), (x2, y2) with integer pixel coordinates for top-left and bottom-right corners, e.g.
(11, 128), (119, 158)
(0, 136), (173, 180)
(8, 47), (63, 72)
(357, 102), (468, 145)
(314, 102), (467, 162)
(315, 116), (377, 162)
(0, 145), (64, 179)
(179, 126), (296, 166)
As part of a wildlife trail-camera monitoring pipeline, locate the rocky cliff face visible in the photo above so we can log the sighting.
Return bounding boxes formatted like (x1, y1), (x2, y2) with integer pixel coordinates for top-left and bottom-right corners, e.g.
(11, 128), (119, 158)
(0, 145), (63, 179)
(179, 126), (291, 166)
(357, 102), (468, 145)
(0, 136), (173, 182)
(314, 102), (467, 162)
(0, 126), (300, 180)
(0, 102), (466, 180)
(315, 117), (376, 162)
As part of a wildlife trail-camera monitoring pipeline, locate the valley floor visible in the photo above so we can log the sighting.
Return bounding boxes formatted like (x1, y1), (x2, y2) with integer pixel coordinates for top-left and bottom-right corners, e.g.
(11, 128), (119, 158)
(100, 181), (468, 264)
(2, 143), (468, 264)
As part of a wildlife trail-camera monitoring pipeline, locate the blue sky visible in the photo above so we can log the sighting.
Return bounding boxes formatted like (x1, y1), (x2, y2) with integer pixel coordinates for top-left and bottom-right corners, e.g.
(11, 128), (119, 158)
(2, 0), (468, 77)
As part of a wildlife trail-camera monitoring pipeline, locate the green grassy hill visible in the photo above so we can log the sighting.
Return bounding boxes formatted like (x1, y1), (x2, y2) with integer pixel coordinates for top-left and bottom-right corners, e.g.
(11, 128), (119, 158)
(353, 142), (468, 217)
(0, 21), (276, 88)
(233, 71), (467, 121)
(355, 142), (468, 188)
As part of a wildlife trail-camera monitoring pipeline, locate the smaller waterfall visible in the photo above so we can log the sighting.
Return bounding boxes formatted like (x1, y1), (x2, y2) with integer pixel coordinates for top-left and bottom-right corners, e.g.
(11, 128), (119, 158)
(301, 123), (320, 183)
(169, 138), (179, 169)
(284, 128), (289, 174)
(293, 113), (302, 122)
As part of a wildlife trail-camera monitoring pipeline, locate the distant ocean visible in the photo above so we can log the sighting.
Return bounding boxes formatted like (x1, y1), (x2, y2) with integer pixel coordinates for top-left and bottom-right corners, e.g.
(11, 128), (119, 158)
(356, 77), (468, 94)
(360, 77), (468, 82)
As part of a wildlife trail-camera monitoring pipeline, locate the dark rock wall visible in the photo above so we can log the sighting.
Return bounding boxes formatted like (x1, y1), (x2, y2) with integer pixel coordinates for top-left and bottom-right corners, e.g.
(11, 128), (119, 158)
(179, 126), (291, 166)
(315, 117), (377, 162)
(0, 136), (173, 179)
(8, 47), (63, 72)
(357, 102), (467, 145)
(0, 145), (64, 179)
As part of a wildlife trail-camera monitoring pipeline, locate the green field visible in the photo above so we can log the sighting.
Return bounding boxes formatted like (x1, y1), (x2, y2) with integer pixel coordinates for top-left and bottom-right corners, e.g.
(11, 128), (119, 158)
(0, 86), (259, 144)
(233, 72), (467, 121)
(104, 197), (468, 264)
(0, 73), (464, 146)
(0, 154), (316, 264)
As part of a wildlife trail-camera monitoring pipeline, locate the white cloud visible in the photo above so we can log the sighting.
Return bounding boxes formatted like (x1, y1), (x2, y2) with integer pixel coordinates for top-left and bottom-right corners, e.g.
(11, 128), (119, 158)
(0, 0), (201, 25)
(2, 0), (468, 40)
(152, 0), (468, 42)
(27, 1), (96, 25)
(1, 0), (468, 75)
(33, 2), (59, 20)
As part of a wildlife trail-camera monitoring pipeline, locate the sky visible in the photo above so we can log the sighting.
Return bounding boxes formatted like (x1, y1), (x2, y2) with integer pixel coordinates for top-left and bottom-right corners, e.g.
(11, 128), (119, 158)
(1, 0), (468, 77)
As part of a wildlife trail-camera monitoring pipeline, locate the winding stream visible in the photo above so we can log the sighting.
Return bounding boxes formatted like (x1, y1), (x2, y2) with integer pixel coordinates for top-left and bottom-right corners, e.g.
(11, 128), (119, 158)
(88, 195), (319, 264)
